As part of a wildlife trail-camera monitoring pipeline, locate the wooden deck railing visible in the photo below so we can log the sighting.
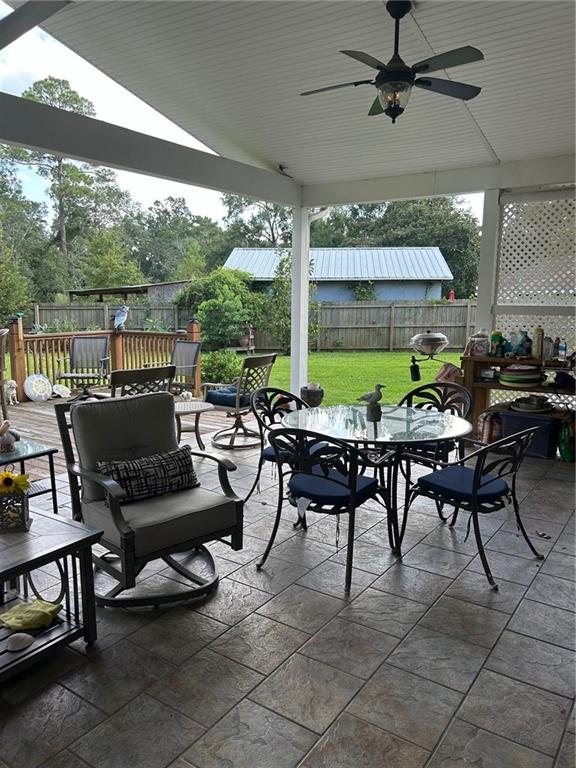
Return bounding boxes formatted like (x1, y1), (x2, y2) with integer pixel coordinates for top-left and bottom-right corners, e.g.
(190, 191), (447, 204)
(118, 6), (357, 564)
(8, 318), (201, 401)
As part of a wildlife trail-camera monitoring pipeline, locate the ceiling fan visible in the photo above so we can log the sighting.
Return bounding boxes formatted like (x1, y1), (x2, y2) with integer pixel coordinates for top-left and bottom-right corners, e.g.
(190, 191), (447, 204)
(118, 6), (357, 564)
(301, 0), (484, 123)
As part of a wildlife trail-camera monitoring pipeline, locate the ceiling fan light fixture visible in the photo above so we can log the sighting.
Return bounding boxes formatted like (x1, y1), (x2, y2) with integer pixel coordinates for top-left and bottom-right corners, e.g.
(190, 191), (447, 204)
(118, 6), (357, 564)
(377, 81), (412, 123)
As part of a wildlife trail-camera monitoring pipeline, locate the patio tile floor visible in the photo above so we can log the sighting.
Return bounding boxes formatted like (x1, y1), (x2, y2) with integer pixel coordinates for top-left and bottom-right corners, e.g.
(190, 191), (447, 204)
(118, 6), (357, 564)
(0, 430), (574, 768)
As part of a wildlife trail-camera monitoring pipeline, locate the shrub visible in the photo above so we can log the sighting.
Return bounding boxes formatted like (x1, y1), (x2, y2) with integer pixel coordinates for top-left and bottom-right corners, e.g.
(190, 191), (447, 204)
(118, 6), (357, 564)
(175, 268), (266, 346)
(201, 349), (243, 384)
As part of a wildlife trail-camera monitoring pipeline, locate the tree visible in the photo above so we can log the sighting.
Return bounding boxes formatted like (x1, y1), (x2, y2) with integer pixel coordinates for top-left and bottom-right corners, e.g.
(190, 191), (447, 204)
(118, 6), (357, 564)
(0, 160), (50, 298)
(267, 250), (319, 354)
(0, 226), (31, 323)
(310, 198), (480, 298)
(82, 229), (145, 289)
(221, 194), (292, 246)
(1, 78), (96, 266)
(173, 241), (206, 281)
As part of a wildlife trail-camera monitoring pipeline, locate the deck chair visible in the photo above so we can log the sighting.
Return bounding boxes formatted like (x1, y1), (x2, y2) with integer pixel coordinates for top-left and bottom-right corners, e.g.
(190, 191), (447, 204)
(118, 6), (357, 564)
(55, 392), (243, 607)
(110, 365), (175, 397)
(203, 353), (277, 449)
(0, 329), (8, 420)
(171, 339), (201, 395)
(56, 335), (110, 399)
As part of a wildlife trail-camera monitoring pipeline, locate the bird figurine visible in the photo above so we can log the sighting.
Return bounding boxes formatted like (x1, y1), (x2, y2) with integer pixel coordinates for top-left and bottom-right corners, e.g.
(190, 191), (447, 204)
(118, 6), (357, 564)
(357, 384), (386, 405)
(113, 304), (129, 333)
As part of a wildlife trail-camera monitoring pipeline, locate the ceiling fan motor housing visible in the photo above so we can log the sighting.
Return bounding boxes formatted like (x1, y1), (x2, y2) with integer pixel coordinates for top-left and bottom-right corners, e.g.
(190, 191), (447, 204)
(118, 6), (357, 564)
(386, 1), (412, 20)
(375, 59), (415, 123)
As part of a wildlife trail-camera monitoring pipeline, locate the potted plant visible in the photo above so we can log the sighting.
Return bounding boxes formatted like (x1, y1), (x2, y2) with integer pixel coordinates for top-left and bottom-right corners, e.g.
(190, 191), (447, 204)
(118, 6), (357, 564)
(0, 467), (31, 532)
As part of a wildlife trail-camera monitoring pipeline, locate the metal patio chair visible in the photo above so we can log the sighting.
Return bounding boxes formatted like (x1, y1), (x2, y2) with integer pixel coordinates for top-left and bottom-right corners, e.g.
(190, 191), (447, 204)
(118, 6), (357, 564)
(170, 339), (201, 395)
(262, 428), (387, 593)
(244, 387), (310, 502)
(56, 335), (110, 399)
(404, 426), (544, 589)
(110, 365), (175, 397)
(398, 381), (473, 463)
(203, 353), (277, 449)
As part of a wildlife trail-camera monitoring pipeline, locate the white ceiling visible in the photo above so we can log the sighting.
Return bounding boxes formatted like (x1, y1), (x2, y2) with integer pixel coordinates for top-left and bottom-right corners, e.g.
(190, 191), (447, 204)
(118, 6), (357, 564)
(17, 0), (576, 187)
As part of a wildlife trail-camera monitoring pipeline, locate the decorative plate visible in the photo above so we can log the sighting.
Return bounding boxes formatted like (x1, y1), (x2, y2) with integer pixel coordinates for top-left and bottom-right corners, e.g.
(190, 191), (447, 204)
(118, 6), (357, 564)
(498, 379), (545, 389)
(23, 374), (53, 402)
(52, 383), (71, 398)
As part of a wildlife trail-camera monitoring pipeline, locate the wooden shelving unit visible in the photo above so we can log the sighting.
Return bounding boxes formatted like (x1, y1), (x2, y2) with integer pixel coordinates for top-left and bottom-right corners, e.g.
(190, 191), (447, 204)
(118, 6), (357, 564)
(461, 356), (575, 434)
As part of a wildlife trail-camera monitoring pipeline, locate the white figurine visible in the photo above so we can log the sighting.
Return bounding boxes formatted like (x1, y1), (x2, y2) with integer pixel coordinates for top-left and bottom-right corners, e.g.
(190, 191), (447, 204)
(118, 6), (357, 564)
(180, 390), (194, 401)
(113, 304), (129, 333)
(5, 380), (18, 406)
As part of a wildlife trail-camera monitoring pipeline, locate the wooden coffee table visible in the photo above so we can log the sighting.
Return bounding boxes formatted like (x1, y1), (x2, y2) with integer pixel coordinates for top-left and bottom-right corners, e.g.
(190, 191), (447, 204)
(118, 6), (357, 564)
(0, 511), (102, 682)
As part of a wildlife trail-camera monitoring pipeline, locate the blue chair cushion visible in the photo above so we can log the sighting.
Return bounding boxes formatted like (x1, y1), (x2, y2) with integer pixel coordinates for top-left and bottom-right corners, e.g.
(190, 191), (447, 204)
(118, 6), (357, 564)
(288, 469), (377, 507)
(262, 445), (277, 462)
(263, 440), (329, 464)
(206, 386), (250, 408)
(417, 466), (509, 504)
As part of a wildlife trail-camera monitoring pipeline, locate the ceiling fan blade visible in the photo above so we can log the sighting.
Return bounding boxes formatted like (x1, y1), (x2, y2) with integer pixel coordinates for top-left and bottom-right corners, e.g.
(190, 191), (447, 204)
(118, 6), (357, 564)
(341, 50), (387, 70)
(412, 46), (484, 74)
(414, 77), (481, 101)
(368, 97), (384, 116)
(301, 80), (373, 96)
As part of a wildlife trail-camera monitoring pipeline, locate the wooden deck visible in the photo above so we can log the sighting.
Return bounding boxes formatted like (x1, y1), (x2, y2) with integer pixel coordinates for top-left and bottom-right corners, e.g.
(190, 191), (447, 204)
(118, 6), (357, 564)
(2, 397), (231, 480)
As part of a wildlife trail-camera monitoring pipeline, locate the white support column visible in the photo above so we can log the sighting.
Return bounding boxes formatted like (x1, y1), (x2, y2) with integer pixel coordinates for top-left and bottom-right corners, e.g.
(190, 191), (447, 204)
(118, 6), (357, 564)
(476, 189), (501, 332)
(290, 207), (310, 393)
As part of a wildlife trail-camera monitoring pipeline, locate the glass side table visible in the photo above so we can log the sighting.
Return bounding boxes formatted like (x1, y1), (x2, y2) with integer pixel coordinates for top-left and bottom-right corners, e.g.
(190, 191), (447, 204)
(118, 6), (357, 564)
(0, 439), (59, 514)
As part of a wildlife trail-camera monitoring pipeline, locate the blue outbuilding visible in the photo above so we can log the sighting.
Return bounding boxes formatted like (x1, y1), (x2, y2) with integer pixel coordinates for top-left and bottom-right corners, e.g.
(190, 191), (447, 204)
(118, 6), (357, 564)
(224, 247), (453, 301)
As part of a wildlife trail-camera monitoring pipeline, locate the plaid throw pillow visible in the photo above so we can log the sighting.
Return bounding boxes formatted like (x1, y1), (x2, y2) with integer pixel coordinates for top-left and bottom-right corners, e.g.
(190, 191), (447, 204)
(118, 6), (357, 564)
(96, 445), (200, 503)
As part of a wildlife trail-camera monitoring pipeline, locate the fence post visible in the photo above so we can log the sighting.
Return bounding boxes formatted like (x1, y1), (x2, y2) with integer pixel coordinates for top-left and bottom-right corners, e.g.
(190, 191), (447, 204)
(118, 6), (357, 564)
(33, 304), (40, 327)
(8, 317), (26, 401)
(389, 303), (396, 351)
(102, 303), (109, 331)
(109, 329), (124, 371)
(186, 319), (202, 397)
(465, 300), (473, 340)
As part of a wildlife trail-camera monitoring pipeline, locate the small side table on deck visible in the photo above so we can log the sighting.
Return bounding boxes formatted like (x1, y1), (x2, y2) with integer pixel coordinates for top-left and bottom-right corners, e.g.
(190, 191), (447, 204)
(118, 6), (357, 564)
(0, 511), (102, 682)
(174, 400), (215, 450)
(0, 439), (59, 514)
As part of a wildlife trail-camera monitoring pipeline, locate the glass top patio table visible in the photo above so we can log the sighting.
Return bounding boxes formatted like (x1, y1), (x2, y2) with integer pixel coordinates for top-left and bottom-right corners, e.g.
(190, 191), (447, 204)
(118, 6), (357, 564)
(282, 404), (472, 445)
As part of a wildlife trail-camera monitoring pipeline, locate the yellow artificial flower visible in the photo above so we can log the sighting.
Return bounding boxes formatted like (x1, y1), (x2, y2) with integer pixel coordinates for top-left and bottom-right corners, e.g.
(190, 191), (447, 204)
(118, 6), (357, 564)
(0, 470), (30, 494)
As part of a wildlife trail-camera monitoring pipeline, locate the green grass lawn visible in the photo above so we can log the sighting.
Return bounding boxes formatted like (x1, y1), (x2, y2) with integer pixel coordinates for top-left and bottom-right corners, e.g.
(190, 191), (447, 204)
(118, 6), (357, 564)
(268, 350), (462, 406)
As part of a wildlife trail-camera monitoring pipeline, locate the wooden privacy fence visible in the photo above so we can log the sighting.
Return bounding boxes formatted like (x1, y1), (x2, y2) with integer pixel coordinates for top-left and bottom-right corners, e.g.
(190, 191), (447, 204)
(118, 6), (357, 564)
(8, 318), (202, 401)
(256, 300), (477, 351)
(25, 303), (183, 332)
(25, 299), (477, 352)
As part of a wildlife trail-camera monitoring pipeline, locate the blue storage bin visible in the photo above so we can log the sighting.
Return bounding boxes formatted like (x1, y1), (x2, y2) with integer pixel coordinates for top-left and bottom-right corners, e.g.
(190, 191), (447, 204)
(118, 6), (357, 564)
(499, 410), (561, 459)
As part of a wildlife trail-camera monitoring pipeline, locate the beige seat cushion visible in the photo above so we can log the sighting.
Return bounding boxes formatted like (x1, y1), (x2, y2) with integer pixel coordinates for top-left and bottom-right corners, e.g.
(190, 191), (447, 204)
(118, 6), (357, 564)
(82, 486), (237, 557)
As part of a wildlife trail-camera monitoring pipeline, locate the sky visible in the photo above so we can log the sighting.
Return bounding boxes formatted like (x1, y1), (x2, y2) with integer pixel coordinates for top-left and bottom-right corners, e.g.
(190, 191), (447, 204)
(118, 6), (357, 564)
(0, 1), (484, 225)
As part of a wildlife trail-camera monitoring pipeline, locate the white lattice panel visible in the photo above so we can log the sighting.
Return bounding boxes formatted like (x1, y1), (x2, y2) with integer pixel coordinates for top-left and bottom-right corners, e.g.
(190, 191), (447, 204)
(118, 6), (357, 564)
(495, 314), (576, 350)
(496, 198), (575, 306)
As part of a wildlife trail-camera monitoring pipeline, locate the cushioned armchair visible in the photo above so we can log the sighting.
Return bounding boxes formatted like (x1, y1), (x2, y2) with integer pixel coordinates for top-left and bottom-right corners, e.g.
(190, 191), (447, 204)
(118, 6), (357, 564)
(203, 353), (277, 449)
(55, 392), (243, 607)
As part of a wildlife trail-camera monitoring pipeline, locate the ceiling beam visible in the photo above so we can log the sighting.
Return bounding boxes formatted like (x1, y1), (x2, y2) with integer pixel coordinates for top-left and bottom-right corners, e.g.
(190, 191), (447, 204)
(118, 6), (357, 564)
(0, 1), (70, 51)
(0, 92), (301, 206)
(302, 155), (576, 207)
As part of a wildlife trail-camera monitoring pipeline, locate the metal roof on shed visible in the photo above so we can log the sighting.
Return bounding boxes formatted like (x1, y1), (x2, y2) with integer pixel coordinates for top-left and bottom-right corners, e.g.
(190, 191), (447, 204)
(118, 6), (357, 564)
(225, 247), (453, 282)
